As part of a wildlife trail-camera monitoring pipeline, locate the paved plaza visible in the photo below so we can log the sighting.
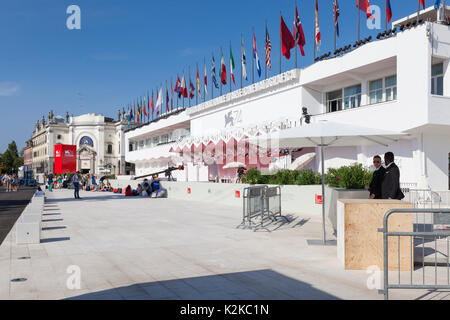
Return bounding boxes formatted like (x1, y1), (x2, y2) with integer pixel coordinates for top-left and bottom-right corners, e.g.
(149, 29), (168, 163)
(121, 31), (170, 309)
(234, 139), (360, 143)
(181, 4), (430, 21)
(0, 189), (449, 300)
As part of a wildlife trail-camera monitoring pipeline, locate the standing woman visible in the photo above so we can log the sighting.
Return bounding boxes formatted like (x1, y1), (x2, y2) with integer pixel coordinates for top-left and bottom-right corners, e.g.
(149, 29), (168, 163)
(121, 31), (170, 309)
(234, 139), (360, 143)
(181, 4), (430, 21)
(7, 174), (12, 192)
(13, 174), (19, 192)
(48, 173), (53, 192)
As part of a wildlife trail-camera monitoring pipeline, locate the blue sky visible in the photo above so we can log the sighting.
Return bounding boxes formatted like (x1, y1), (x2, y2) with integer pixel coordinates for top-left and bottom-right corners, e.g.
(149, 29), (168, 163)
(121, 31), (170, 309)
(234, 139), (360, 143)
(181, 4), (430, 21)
(0, 0), (431, 152)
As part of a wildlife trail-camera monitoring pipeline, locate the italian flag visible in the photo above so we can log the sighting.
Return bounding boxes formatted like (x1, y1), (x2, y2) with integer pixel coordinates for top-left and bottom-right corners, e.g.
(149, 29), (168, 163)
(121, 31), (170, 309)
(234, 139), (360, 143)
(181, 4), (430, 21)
(220, 50), (227, 85)
(230, 46), (236, 85)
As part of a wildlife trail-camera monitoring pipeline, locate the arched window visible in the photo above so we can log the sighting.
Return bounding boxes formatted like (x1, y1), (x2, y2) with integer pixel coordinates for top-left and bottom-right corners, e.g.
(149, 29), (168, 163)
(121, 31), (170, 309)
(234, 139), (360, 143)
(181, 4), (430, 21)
(80, 136), (94, 148)
(107, 144), (113, 154)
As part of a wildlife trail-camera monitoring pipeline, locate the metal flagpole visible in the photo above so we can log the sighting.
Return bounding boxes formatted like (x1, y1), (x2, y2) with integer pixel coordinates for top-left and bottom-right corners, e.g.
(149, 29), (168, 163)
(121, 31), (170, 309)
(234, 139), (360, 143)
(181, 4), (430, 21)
(229, 41), (232, 93)
(385, 0), (388, 32)
(334, 1), (337, 52)
(196, 62), (198, 106)
(182, 71), (185, 109)
(252, 28), (255, 84)
(295, 2), (297, 68)
(314, 1), (317, 61)
(204, 57), (206, 103)
(241, 34), (243, 89)
(279, 11), (282, 75)
(189, 66), (191, 108)
(265, 20), (268, 79)
(166, 80), (168, 115)
(417, 0), (420, 25)
(220, 48), (223, 96)
(211, 53), (214, 100)
(358, 1), (360, 42)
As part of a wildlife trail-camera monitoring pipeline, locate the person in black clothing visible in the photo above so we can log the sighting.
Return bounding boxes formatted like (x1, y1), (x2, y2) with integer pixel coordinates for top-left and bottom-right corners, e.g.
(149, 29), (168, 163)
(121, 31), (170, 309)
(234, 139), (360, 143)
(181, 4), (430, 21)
(381, 152), (405, 200)
(365, 155), (386, 199)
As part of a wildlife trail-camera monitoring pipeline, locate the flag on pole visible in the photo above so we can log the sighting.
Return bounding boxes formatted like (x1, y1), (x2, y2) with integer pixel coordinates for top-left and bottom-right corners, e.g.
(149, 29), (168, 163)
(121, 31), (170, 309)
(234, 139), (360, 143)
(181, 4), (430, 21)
(150, 91), (154, 113)
(253, 34), (262, 77)
(220, 50), (227, 85)
(181, 74), (188, 98)
(315, 0), (321, 52)
(147, 92), (150, 121)
(281, 14), (295, 60)
(386, 0), (393, 23)
(143, 96), (148, 118)
(294, 5), (306, 56)
(420, 0), (425, 9)
(137, 99), (140, 123)
(230, 45), (236, 85)
(435, 0), (442, 11)
(174, 76), (181, 97)
(189, 75), (195, 99)
(170, 81), (174, 111)
(357, 0), (375, 20)
(211, 55), (219, 89)
(166, 86), (169, 112)
(204, 61), (208, 96)
(265, 25), (272, 71)
(196, 66), (202, 99)
(334, 0), (340, 37)
(156, 87), (163, 115)
(128, 105), (131, 122)
(241, 37), (248, 80)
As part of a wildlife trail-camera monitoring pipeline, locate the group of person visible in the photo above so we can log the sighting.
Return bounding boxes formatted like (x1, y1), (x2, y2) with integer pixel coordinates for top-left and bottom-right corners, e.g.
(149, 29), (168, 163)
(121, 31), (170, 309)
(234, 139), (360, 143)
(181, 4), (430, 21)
(0, 173), (19, 192)
(124, 175), (165, 198)
(366, 152), (405, 200)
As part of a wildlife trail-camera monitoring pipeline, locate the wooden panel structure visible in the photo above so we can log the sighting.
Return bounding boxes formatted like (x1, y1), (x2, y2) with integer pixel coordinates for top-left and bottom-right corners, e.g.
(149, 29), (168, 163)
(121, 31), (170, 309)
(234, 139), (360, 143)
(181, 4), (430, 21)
(337, 199), (414, 271)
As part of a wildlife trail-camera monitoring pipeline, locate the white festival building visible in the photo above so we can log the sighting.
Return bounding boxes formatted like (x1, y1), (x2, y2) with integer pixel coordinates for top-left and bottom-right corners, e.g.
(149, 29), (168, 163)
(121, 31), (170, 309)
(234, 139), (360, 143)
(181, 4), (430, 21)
(125, 7), (450, 191)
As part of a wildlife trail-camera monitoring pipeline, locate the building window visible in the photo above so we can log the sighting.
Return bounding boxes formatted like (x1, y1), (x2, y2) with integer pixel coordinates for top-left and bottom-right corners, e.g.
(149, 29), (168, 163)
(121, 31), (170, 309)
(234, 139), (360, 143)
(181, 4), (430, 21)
(385, 75), (397, 101)
(80, 136), (94, 147)
(160, 134), (169, 145)
(344, 85), (362, 109)
(129, 144), (133, 152)
(326, 89), (343, 113)
(432, 63), (444, 96)
(369, 79), (383, 104)
(107, 144), (113, 154)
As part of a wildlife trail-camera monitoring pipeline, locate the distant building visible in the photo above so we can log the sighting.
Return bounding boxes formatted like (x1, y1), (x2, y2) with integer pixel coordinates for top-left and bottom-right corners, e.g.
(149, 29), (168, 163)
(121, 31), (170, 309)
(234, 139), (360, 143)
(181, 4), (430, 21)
(22, 140), (33, 171)
(30, 110), (134, 176)
(125, 7), (450, 190)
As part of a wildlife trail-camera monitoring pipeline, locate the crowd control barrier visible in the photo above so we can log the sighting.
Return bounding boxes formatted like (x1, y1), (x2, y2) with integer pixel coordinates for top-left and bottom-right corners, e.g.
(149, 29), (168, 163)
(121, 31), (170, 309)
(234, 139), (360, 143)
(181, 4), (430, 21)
(238, 185), (287, 232)
(379, 209), (450, 300)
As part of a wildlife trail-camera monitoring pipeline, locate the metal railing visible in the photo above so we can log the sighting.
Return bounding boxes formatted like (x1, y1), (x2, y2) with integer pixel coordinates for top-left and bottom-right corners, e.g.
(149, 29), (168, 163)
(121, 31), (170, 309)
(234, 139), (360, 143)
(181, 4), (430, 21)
(379, 209), (450, 300)
(238, 185), (287, 232)
(404, 189), (442, 209)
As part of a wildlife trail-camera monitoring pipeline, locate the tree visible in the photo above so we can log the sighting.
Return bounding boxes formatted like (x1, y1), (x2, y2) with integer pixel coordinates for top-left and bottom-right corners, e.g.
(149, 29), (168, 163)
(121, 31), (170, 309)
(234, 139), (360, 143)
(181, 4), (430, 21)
(0, 141), (23, 173)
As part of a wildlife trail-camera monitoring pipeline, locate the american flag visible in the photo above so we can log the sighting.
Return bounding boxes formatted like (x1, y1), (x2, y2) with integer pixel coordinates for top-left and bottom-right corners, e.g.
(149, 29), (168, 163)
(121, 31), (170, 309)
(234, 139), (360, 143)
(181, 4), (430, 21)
(265, 25), (272, 71)
(334, 0), (340, 37)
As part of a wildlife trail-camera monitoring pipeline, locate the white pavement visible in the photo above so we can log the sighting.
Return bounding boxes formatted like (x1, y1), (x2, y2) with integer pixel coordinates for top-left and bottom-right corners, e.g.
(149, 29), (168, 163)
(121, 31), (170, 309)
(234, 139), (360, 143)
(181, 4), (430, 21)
(0, 189), (448, 300)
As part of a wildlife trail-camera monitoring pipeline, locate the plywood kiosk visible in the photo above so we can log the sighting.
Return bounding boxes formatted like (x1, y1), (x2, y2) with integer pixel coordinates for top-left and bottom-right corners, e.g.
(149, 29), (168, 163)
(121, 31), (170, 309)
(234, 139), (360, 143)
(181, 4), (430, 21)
(337, 199), (414, 271)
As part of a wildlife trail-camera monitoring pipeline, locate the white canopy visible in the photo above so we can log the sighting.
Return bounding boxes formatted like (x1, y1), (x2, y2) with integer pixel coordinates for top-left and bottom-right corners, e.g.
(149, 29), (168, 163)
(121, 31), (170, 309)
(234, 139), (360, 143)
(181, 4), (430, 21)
(249, 120), (407, 148)
(248, 120), (409, 245)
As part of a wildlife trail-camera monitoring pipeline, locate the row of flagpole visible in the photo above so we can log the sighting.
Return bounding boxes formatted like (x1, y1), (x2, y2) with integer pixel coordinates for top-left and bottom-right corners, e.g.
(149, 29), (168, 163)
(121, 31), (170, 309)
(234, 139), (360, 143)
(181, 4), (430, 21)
(125, 0), (443, 126)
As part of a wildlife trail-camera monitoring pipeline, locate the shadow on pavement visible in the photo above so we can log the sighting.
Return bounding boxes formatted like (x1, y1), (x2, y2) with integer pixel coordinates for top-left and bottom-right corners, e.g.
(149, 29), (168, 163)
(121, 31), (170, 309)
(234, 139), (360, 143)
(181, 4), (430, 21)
(66, 269), (341, 300)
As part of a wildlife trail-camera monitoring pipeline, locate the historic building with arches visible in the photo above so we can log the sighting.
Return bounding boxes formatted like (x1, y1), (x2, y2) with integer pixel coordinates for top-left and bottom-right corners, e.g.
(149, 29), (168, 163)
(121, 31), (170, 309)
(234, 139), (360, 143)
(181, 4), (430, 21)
(30, 111), (133, 176)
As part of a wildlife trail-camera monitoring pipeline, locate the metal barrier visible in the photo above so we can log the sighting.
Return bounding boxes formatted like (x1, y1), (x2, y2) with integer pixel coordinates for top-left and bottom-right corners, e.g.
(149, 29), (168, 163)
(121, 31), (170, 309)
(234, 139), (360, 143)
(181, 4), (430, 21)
(404, 189), (442, 209)
(238, 185), (287, 232)
(379, 209), (450, 300)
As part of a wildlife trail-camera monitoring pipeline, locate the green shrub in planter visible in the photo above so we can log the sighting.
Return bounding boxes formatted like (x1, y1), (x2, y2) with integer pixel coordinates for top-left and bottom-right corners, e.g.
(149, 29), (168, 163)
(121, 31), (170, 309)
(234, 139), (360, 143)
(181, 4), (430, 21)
(325, 164), (373, 189)
(295, 169), (322, 186)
